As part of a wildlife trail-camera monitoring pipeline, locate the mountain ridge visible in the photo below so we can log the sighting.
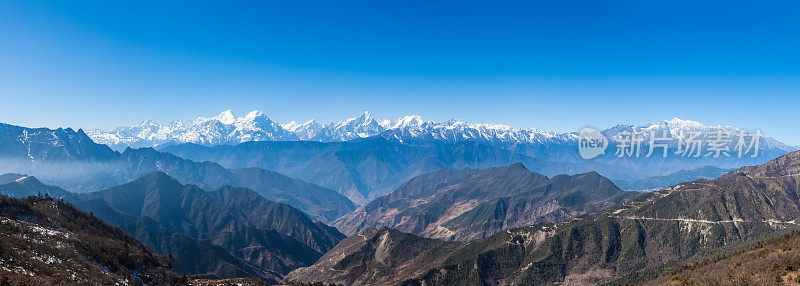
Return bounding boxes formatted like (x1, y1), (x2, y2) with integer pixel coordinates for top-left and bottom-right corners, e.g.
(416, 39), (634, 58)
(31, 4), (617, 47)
(288, 150), (800, 285)
(0, 122), (356, 222)
(332, 163), (636, 241)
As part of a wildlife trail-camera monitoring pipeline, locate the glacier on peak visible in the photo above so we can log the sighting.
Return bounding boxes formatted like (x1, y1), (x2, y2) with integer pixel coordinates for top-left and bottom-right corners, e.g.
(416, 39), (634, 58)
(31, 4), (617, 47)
(389, 115), (425, 129)
(281, 121), (301, 132)
(282, 120), (323, 140)
(210, 109), (236, 124)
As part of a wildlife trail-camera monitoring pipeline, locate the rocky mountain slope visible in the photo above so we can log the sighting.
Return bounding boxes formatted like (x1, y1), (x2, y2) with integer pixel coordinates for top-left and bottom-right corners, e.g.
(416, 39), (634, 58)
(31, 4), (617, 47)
(111, 148), (355, 222)
(73, 172), (344, 283)
(206, 185), (346, 253)
(640, 228), (800, 285)
(0, 172), (346, 283)
(333, 163), (636, 241)
(285, 227), (464, 285)
(0, 195), (182, 285)
(287, 150), (800, 285)
(0, 173), (74, 199)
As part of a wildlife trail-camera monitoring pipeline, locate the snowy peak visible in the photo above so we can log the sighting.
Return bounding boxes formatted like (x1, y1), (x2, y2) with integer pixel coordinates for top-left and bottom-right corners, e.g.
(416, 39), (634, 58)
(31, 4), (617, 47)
(281, 121), (301, 132)
(283, 119), (323, 140)
(357, 111), (373, 123)
(314, 111), (388, 141)
(389, 115), (426, 129)
(184, 109), (297, 145)
(88, 110), (297, 149)
(606, 117), (735, 136)
(598, 118), (795, 153)
(640, 117), (712, 132)
(377, 116), (564, 146)
(197, 109), (271, 126)
(210, 109), (236, 124)
(664, 117), (704, 128)
(136, 120), (160, 128)
(243, 110), (265, 120)
(301, 119), (322, 130)
(337, 111), (381, 129)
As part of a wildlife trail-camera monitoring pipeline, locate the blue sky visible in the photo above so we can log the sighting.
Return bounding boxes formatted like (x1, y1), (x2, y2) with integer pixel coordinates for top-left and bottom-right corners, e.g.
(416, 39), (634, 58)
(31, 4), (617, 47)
(1, 1), (799, 145)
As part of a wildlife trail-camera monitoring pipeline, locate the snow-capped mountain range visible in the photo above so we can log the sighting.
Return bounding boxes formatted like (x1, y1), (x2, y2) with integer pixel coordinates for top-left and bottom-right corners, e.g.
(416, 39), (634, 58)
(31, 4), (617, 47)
(88, 110), (296, 149)
(600, 118), (793, 153)
(86, 110), (578, 150)
(86, 110), (796, 153)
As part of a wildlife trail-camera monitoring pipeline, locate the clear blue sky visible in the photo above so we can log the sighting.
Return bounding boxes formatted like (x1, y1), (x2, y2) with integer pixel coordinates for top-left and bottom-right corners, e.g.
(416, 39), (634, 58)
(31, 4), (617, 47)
(1, 1), (799, 145)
